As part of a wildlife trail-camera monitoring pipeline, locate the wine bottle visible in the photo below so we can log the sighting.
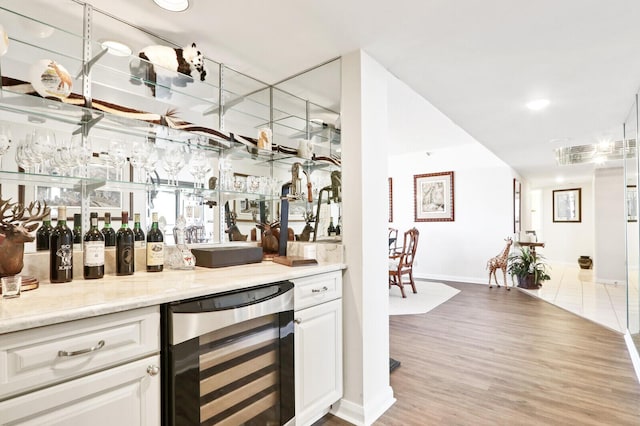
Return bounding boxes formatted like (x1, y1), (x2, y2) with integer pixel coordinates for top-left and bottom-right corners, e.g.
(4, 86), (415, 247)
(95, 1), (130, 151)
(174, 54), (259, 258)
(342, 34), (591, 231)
(335, 216), (341, 236)
(83, 212), (105, 279)
(327, 217), (336, 236)
(36, 213), (53, 251)
(133, 213), (145, 248)
(73, 213), (82, 244)
(102, 212), (116, 247)
(49, 206), (73, 283)
(146, 212), (164, 272)
(116, 211), (135, 276)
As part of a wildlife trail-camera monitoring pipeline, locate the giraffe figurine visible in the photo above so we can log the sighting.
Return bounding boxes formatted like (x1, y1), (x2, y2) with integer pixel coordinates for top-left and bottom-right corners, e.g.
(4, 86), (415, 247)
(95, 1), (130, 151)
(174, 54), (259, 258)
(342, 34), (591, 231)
(487, 237), (513, 290)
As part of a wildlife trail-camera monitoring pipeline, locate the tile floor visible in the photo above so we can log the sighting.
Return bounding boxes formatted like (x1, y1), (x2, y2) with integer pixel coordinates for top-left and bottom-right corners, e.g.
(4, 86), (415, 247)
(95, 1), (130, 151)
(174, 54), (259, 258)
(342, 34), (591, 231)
(519, 263), (640, 334)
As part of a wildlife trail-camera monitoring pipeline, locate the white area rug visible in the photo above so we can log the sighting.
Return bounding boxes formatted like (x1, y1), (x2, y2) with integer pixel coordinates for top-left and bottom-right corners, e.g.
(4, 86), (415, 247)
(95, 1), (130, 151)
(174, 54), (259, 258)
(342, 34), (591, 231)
(389, 281), (460, 316)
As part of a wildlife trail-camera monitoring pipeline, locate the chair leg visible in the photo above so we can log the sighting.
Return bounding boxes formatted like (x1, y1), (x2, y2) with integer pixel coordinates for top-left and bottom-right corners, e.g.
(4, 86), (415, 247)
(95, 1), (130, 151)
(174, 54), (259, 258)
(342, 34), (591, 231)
(408, 271), (417, 294)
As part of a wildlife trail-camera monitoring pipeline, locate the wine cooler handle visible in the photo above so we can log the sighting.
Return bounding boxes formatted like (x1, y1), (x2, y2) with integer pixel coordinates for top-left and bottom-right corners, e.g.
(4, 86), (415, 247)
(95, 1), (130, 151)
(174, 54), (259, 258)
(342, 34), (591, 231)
(58, 340), (105, 357)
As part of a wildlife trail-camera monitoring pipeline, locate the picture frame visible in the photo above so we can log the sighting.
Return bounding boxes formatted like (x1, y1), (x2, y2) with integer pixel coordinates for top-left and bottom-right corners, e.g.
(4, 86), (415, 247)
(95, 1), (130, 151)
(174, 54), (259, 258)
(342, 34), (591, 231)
(627, 185), (637, 222)
(388, 177), (393, 223)
(35, 186), (126, 220)
(513, 178), (521, 233)
(552, 188), (581, 223)
(414, 171), (454, 222)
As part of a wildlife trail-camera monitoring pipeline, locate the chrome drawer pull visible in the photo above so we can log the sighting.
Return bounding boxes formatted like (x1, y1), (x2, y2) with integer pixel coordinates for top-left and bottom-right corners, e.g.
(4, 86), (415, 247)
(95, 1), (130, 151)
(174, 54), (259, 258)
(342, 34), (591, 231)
(311, 286), (329, 293)
(58, 340), (105, 357)
(294, 318), (302, 324)
(147, 365), (160, 376)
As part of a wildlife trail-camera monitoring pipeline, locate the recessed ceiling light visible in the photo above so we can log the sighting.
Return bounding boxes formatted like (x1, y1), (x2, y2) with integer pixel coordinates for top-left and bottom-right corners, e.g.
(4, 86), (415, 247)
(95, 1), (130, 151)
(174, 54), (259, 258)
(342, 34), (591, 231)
(555, 176), (565, 183)
(101, 40), (132, 57)
(153, 0), (189, 12)
(526, 99), (550, 111)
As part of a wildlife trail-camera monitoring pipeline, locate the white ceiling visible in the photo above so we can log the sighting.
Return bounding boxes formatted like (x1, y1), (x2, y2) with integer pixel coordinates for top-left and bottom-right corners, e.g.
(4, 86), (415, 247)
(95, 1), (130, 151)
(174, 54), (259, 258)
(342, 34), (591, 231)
(75, 1), (640, 187)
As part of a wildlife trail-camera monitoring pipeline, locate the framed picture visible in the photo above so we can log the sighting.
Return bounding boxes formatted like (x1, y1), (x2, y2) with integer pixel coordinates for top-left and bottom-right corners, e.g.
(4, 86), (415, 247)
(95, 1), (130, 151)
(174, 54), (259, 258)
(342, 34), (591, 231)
(388, 177), (393, 223)
(35, 186), (126, 220)
(627, 185), (638, 222)
(513, 178), (521, 233)
(414, 171), (455, 222)
(552, 188), (581, 223)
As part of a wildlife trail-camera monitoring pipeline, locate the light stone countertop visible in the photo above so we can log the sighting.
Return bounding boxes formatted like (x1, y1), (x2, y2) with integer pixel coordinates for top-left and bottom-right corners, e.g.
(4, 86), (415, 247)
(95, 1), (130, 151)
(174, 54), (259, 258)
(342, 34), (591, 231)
(0, 261), (345, 335)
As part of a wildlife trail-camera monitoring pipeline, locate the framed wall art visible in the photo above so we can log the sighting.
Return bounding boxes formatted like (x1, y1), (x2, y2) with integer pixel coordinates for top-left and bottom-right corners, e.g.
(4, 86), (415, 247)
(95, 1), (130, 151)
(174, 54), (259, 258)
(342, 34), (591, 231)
(414, 171), (454, 222)
(552, 188), (581, 223)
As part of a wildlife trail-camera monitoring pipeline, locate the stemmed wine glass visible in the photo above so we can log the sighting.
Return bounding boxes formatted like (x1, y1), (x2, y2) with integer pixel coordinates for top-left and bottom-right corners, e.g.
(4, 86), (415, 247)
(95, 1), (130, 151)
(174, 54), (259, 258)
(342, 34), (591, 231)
(109, 139), (128, 181)
(130, 139), (151, 183)
(188, 149), (211, 189)
(143, 143), (159, 183)
(162, 145), (186, 186)
(0, 124), (12, 169)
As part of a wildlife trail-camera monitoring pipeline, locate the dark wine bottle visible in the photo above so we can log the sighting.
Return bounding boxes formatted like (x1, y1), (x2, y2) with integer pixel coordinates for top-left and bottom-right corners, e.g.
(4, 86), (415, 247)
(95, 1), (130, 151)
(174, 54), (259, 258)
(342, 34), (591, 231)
(116, 211), (134, 276)
(146, 212), (164, 272)
(133, 213), (145, 249)
(49, 206), (73, 283)
(83, 212), (105, 279)
(102, 212), (117, 247)
(36, 213), (53, 251)
(327, 217), (336, 236)
(73, 213), (82, 244)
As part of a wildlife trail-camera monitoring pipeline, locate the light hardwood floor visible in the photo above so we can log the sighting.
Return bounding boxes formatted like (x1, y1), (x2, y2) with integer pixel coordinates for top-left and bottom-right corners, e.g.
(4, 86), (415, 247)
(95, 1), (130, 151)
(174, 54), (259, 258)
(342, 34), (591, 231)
(314, 281), (640, 426)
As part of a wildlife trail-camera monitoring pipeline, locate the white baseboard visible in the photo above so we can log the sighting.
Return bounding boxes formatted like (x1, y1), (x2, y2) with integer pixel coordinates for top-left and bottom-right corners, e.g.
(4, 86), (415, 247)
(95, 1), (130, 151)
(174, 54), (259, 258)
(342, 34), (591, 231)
(331, 386), (396, 426)
(624, 330), (640, 384)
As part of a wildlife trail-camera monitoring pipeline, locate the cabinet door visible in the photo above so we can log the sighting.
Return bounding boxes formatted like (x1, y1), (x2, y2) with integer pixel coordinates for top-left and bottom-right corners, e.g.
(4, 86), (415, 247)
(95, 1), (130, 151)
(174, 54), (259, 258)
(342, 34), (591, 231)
(295, 298), (343, 426)
(0, 355), (160, 426)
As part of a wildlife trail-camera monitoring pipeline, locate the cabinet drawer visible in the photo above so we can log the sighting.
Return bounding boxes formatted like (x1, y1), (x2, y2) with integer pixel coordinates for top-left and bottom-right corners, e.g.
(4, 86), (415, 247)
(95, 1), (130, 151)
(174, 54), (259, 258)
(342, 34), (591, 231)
(0, 306), (159, 400)
(294, 271), (342, 311)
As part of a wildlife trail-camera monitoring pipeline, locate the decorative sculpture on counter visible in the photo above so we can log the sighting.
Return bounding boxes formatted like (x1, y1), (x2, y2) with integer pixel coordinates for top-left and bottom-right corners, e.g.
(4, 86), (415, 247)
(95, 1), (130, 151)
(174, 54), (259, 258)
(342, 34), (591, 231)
(296, 212), (315, 242)
(130, 42), (207, 97)
(224, 201), (247, 241)
(167, 215), (195, 269)
(0, 198), (50, 290)
(487, 237), (513, 290)
(313, 171), (342, 241)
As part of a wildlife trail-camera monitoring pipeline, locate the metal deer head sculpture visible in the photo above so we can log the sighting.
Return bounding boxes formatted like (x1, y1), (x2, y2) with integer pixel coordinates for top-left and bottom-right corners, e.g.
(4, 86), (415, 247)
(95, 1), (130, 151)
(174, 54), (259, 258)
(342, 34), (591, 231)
(0, 198), (50, 277)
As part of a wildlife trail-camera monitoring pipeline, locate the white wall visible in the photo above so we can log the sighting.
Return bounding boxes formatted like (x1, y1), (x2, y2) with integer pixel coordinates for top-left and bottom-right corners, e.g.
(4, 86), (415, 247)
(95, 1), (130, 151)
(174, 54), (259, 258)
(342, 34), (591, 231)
(539, 182), (595, 265)
(594, 167), (626, 283)
(335, 50), (395, 426)
(387, 77), (517, 284)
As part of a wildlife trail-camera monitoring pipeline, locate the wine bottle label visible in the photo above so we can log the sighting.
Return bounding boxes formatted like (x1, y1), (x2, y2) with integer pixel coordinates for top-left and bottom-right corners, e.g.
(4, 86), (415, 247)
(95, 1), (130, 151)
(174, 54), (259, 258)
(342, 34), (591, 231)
(135, 240), (146, 249)
(56, 244), (73, 271)
(84, 241), (105, 267)
(146, 242), (164, 266)
(121, 245), (134, 266)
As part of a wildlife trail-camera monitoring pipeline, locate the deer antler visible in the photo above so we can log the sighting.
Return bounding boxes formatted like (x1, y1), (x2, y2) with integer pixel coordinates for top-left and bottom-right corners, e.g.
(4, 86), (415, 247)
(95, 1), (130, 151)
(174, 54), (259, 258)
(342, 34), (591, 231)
(0, 198), (50, 236)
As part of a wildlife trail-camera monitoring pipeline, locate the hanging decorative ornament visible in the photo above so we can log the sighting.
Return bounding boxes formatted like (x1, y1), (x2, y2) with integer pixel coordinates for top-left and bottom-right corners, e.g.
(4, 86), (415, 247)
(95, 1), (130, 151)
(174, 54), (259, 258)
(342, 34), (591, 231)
(0, 24), (9, 56)
(29, 59), (73, 99)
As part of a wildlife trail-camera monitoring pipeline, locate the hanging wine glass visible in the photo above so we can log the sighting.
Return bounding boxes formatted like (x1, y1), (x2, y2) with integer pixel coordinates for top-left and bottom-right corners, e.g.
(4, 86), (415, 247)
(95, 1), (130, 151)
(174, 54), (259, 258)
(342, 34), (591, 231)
(162, 145), (186, 186)
(0, 124), (12, 169)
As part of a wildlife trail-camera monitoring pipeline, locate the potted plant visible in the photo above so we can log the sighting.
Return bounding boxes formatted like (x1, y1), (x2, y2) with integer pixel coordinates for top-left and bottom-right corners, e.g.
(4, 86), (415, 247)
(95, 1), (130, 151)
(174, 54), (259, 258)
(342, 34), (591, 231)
(507, 247), (551, 289)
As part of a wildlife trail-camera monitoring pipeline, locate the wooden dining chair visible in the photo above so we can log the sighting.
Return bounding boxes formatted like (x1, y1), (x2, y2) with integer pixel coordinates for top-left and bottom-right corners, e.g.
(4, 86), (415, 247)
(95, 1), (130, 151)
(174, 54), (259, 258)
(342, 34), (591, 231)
(388, 227), (399, 255)
(389, 227), (419, 298)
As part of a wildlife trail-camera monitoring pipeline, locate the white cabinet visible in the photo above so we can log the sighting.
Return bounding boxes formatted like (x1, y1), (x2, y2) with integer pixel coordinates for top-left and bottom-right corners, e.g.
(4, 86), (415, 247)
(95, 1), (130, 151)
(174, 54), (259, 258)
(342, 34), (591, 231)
(294, 271), (343, 426)
(0, 307), (160, 426)
(0, 354), (160, 426)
